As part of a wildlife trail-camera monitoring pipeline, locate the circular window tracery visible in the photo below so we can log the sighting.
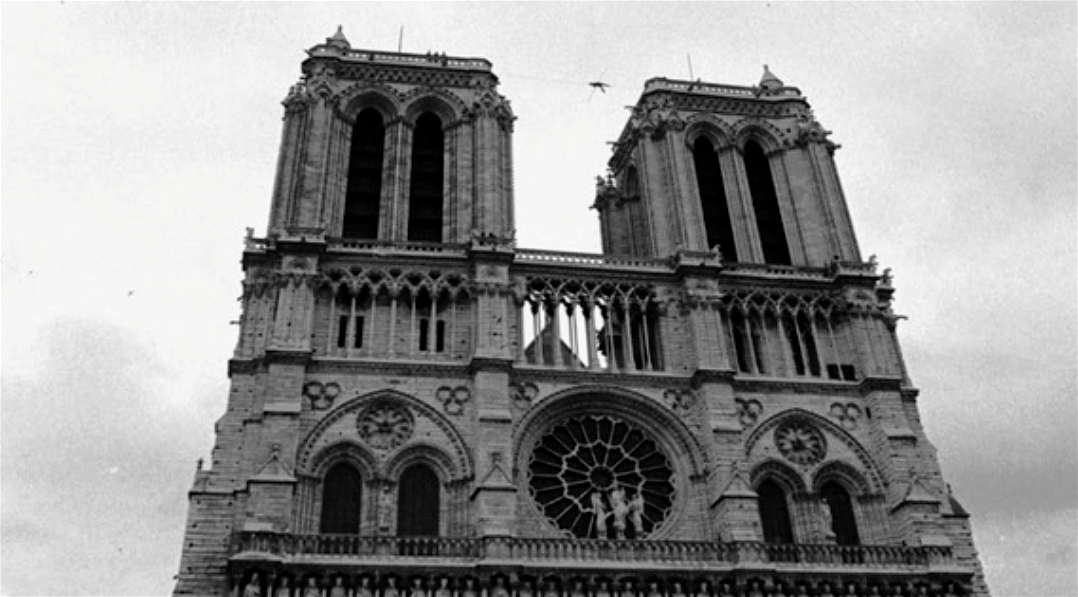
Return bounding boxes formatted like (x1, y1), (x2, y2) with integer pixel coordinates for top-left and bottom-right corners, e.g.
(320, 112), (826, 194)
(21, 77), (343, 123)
(527, 414), (675, 539)
(774, 418), (827, 466)
(356, 402), (414, 450)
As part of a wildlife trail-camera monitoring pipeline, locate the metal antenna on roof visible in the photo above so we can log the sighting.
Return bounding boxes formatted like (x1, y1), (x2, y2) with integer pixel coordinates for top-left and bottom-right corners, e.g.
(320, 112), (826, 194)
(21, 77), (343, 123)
(687, 54), (695, 80)
(398, 26), (404, 52)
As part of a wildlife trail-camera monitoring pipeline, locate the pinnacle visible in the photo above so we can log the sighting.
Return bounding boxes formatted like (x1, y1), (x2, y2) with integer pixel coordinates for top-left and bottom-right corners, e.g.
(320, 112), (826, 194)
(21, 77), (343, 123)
(760, 64), (784, 89)
(327, 25), (350, 49)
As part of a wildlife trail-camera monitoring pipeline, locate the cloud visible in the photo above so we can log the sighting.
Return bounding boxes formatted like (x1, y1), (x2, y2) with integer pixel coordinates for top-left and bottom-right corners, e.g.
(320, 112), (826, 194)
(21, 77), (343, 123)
(1, 317), (222, 596)
(976, 509), (1078, 596)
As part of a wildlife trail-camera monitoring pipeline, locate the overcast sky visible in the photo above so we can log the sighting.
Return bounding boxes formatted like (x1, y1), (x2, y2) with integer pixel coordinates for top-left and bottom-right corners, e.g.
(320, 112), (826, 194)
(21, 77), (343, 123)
(2, 3), (1075, 596)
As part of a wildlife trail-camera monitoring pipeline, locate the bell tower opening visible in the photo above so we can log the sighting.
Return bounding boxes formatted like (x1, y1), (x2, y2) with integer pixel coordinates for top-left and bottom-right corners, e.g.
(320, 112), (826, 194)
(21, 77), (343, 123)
(343, 108), (385, 240)
(692, 137), (738, 260)
(744, 140), (791, 265)
(408, 112), (445, 242)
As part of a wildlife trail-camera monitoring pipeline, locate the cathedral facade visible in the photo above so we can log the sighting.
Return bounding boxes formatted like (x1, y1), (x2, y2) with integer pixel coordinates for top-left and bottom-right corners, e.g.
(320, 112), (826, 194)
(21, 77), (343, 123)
(173, 29), (987, 597)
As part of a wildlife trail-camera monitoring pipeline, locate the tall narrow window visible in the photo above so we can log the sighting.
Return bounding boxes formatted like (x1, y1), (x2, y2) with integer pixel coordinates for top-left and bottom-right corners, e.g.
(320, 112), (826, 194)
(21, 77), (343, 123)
(397, 464), (440, 536)
(343, 108), (385, 239)
(692, 138), (738, 261)
(758, 479), (794, 544)
(320, 463), (362, 534)
(731, 310), (751, 373)
(408, 113), (444, 242)
(743, 140), (791, 265)
(821, 481), (860, 546)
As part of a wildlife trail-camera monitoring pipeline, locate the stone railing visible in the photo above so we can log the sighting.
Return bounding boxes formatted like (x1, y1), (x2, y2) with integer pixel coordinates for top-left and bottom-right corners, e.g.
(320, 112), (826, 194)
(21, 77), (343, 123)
(328, 239), (470, 257)
(722, 261), (832, 281)
(515, 249), (670, 271)
(232, 532), (953, 571)
(340, 49), (492, 71)
(643, 78), (802, 99)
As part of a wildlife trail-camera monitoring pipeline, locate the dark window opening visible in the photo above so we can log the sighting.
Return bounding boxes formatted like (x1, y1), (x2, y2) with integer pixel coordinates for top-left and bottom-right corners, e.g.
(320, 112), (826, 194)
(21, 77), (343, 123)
(407, 112), (444, 242)
(419, 318), (430, 351)
(353, 316), (365, 349)
(731, 311), (751, 373)
(758, 479), (794, 544)
(320, 463), (362, 534)
(436, 320), (446, 352)
(821, 481), (860, 546)
(692, 138), (738, 260)
(841, 364), (857, 381)
(800, 313), (821, 376)
(337, 315), (349, 349)
(343, 108), (385, 239)
(743, 140), (791, 265)
(397, 464), (439, 536)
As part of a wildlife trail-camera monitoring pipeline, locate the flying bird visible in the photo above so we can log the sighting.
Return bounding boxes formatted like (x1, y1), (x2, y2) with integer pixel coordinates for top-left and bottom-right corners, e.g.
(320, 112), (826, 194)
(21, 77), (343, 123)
(589, 81), (610, 93)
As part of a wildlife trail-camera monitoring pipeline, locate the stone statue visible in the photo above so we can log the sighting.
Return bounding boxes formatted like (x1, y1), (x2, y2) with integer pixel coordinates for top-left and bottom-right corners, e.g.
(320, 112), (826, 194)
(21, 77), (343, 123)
(518, 580), (535, 597)
(384, 577), (400, 597)
(491, 577), (509, 597)
(276, 576), (292, 597)
(716, 581), (734, 597)
(818, 583), (835, 597)
(591, 492), (609, 537)
(409, 578), (427, 597)
(693, 580), (710, 597)
(569, 580), (587, 597)
(745, 580), (763, 597)
(609, 487), (629, 538)
(595, 580), (612, 597)
(357, 577), (374, 597)
(669, 582), (686, 597)
(820, 497), (836, 540)
(628, 493), (645, 536)
(302, 577), (321, 597)
(646, 581), (662, 597)
(329, 577), (347, 597)
(461, 578), (478, 597)
(435, 578), (453, 597)
(618, 579), (635, 597)
(244, 574), (262, 597)
(543, 580), (559, 597)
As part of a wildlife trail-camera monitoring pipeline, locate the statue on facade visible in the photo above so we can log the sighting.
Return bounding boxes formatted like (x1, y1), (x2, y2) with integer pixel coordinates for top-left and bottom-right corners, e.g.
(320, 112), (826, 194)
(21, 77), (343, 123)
(490, 577), (510, 597)
(569, 579), (587, 597)
(591, 491), (609, 538)
(383, 576), (401, 597)
(518, 579), (535, 597)
(460, 578), (478, 597)
(817, 583), (835, 597)
(244, 574), (262, 597)
(692, 580), (710, 597)
(543, 579), (560, 597)
(408, 577), (427, 597)
(745, 580), (764, 597)
(618, 579), (636, 597)
(595, 579), (612, 597)
(645, 580), (662, 597)
(820, 497), (836, 541)
(669, 581), (686, 597)
(329, 577), (348, 597)
(302, 577), (321, 597)
(628, 492), (645, 536)
(609, 486), (629, 539)
(434, 577), (453, 597)
(275, 576), (292, 597)
(357, 577), (374, 597)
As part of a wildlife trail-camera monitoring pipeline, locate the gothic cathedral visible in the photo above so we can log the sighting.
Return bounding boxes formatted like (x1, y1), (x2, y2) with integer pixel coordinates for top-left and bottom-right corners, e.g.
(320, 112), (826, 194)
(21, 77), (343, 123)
(174, 29), (988, 597)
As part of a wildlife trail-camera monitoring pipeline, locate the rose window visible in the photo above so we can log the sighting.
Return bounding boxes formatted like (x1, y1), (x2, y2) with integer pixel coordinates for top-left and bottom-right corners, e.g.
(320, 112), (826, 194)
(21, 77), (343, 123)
(774, 418), (827, 466)
(356, 402), (414, 450)
(528, 415), (675, 539)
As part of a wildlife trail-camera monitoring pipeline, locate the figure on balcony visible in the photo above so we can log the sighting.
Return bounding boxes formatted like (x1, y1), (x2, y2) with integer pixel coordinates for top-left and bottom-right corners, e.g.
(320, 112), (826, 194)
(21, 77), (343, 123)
(408, 577), (427, 597)
(435, 577), (453, 597)
(609, 486), (629, 539)
(302, 577), (321, 597)
(595, 579), (613, 597)
(543, 579), (560, 597)
(358, 577), (374, 597)
(817, 583), (835, 597)
(518, 579), (535, 597)
(244, 573), (262, 597)
(275, 576), (292, 597)
(820, 497), (836, 541)
(569, 579), (587, 597)
(591, 491), (609, 538)
(692, 580), (710, 597)
(383, 576), (401, 597)
(628, 492), (645, 537)
(619, 579), (636, 597)
(330, 577), (348, 597)
(716, 580), (734, 597)
(744, 580), (763, 597)
(461, 577), (478, 597)
(491, 576), (509, 597)
(645, 580), (662, 597)
(669, 581), (686, 597)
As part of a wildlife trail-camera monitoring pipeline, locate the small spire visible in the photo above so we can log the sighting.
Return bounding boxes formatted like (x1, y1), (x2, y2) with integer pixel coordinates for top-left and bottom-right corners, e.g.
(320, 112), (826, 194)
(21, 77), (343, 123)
(760, 64), (784, 90)
(327, 25), (350, 49)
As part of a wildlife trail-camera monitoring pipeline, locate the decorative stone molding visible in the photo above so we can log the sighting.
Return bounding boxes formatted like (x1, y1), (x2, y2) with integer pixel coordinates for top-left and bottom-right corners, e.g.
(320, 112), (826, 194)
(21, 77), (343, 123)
(735, 398), (763, 428)
(510, 382), (539, 408)
(436, 386), (471, 416)
(303, 381), (341, 410)
(774, 417), (828, 466)
(356, 401), (415, 450)
(663, 388), (696, 416)
(829, 402), (862, 430)
(628, 95), (685, 140)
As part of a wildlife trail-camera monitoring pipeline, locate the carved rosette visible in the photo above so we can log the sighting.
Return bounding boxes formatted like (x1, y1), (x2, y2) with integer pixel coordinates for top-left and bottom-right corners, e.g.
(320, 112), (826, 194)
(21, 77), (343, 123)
(736, 398), (763, 428)
(829, 402), (862, 430)
(510, 382), (539, 409)
(304, 381), (341, 410)
(436, 386), (471, 416)
(774, 418), (827, 466)
(356, 401), (415, 450)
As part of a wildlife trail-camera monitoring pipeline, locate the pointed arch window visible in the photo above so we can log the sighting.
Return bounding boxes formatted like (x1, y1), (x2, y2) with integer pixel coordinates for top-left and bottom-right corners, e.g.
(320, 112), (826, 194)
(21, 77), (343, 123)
(692, 138), (738, 260)
(407, 112), (444, 242)
(397, 464), (440, 536)
(343, 108), (385, 239)
(743, 140), (791, 265)
(821, 481), (860, 545)
(758, 479), (794, 544)
(320, 463), (362, 534)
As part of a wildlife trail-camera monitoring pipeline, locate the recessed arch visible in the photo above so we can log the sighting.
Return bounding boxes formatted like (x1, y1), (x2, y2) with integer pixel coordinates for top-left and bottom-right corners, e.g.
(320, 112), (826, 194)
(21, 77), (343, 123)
(684, 116), (736, 151)
(408, 111), (444, 242)
(750, 458), (808, 495)
(812, 460), (873, 497)
(308, 440), (379, 480)
(396, 462), (441, 536)
(319, 461), (363, 534)
(343, 107), (385, 239)
(335, 84), (402, 124)
(384, 441), (458, 482)
(401, 90), (463, 127)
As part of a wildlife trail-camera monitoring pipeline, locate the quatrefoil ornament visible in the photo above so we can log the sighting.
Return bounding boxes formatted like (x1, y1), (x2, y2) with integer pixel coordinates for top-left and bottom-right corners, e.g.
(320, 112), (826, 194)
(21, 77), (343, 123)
(510, 382), (539, 408)
(437, 386), (471, 416)
(829, 402), (862, 429)
(663, 388), (696, 415)
(303, 381), (341, 410)
(736, 398), (763, 428)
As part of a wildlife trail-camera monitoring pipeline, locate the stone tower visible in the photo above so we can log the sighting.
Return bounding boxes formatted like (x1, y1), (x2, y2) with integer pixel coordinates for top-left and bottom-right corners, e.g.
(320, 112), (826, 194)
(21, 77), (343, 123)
(174, 29), (987, 597)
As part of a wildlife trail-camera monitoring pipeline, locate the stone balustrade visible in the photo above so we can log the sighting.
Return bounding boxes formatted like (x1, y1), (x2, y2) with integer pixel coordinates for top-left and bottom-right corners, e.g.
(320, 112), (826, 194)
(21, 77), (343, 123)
(232, 532), (954, 572)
